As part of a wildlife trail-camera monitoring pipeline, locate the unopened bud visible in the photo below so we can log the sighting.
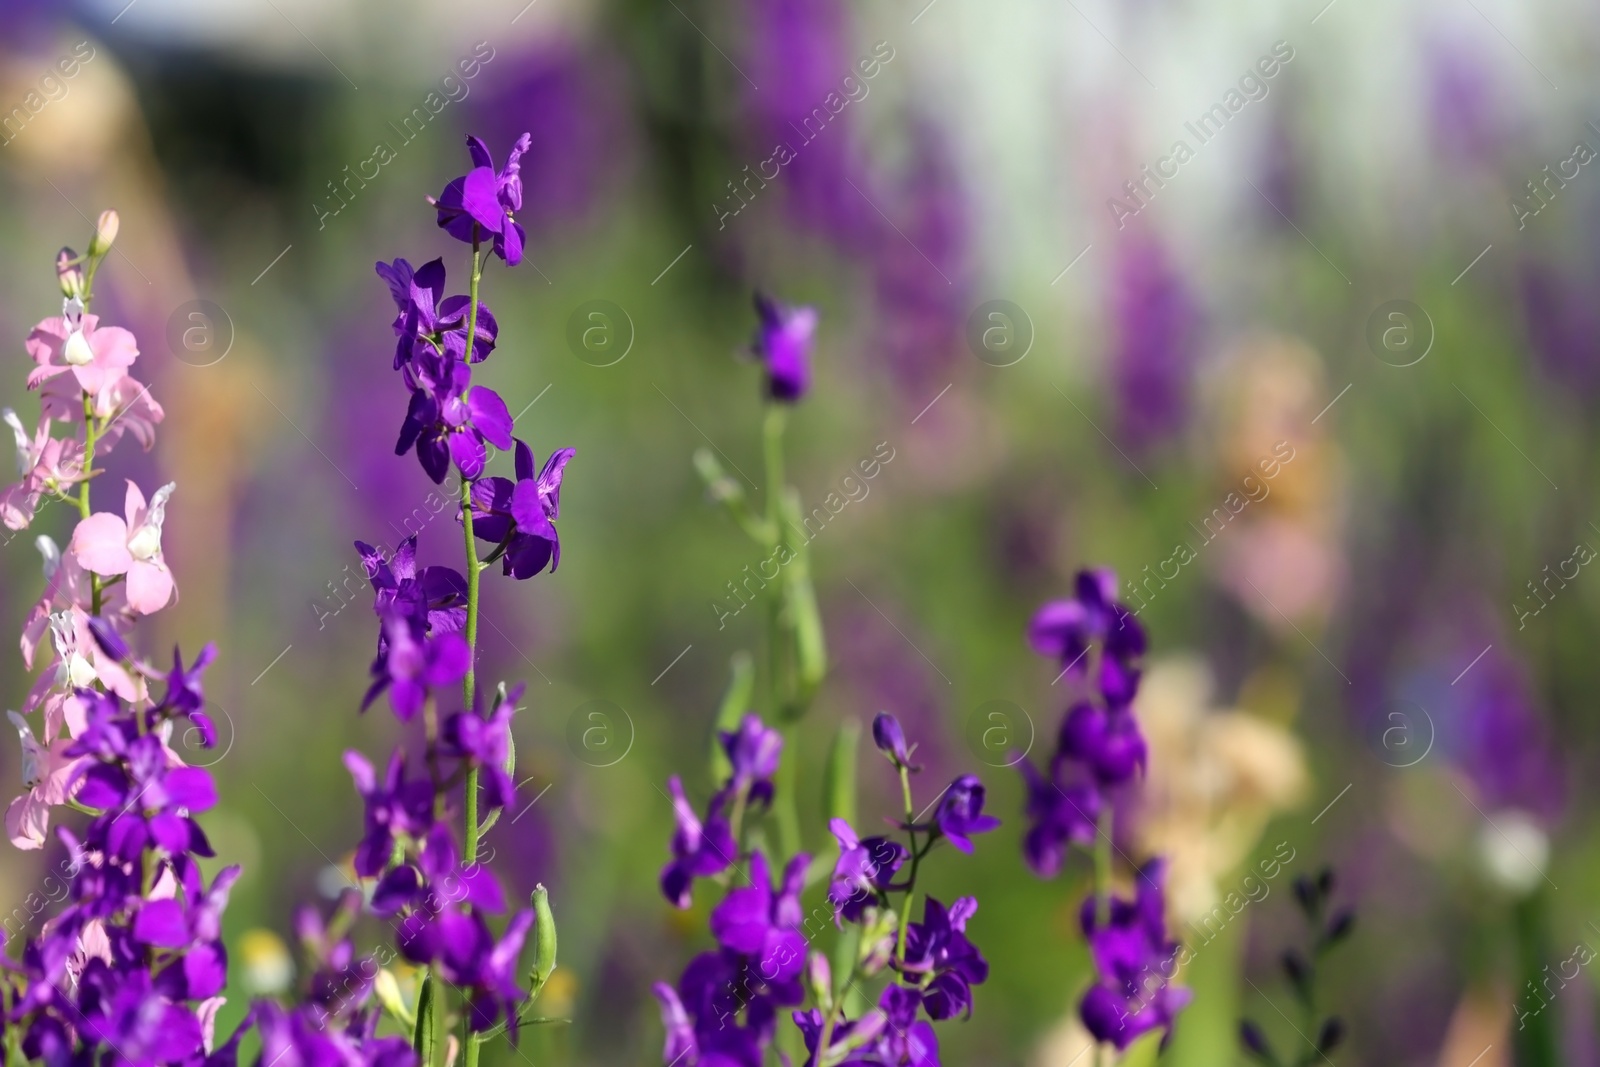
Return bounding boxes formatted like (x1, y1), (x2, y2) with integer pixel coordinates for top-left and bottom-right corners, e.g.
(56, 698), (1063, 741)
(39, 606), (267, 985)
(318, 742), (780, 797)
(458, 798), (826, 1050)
(805, 951), (832, 1012)
(56, 248), (83, 298)
(528, 884), (557, 993)
(373, 968), (414, 1027)
(858, 908), (898, 977)
(89, 210), (119, 257)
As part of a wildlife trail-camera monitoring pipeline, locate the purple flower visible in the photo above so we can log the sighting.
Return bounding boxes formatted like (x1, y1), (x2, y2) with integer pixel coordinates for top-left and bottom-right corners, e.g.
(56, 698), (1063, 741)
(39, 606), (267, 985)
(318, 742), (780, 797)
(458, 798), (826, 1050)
(871, 711), (919, 771)
(709, 851), (809, 984)
(469, 439), (575, 579)
(374, 257), (499, 369)
(718, 713), (783, 805)
(660, 776), (737, 908)
(1028, 569), (1145, 674)
(1055, 701), (1147, 786)
(356, 536), (467, 639)
(362, 613), (471, 721)
(441, 684), (521, 810)
(827, 818), (908, 924)
(67, 729), (217, 862)
(395, 345), (515, 483)
(1077, 860), (1191, 1050)
(1016, 760), (1101, 878)
(750, 293), (817, 403)
(344, 748), (434, 878)
(930, 775), (1000, 853)
(792, 1005), (888, 1067)
(1109, 234), (1200, 453)
(430, 134), (532, 266)
(894, 896), (988, 1020)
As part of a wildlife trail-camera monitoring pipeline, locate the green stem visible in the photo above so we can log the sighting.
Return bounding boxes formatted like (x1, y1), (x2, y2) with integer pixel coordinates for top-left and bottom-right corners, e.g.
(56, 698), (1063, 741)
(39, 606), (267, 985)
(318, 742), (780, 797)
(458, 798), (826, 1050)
(457, 233), (485, 1067)
(1094, 807), (1113, 927)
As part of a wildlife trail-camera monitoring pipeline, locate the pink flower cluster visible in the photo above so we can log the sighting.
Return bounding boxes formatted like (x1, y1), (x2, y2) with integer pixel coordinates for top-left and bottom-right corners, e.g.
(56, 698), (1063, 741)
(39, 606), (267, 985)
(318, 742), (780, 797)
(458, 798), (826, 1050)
(4, 215), (180, 850)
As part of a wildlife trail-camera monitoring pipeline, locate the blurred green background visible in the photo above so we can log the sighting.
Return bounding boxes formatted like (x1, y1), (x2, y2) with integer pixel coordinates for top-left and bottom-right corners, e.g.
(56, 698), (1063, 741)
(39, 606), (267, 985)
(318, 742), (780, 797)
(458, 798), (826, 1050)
(1, 0), (1598, 1064)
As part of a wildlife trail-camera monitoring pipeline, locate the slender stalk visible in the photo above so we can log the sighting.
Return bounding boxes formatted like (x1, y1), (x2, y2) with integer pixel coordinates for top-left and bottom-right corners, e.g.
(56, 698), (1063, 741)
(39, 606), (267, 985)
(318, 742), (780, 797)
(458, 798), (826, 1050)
(893, 779), (922, 968)
(457, 233), (485, 1067)
(761, 404), (803, 859)
(1094, 807), (1113, 927)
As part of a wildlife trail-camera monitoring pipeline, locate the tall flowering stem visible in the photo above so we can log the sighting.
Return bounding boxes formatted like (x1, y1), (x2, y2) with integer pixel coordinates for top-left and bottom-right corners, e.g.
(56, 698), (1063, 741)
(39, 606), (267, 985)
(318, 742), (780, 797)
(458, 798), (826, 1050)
(697, 295), (825, 861)
(0, 214), (254, 1064)
(1019, 568), (1192, 1055)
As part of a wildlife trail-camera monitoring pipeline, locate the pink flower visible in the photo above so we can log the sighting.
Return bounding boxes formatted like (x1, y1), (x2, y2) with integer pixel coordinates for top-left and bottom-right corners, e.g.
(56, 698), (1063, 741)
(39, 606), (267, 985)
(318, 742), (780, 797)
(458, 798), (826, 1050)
(38, 374), (165, 453)
(21, 536), (129, 669)
(5, 710), (81, 850)
(25, 309), (139, 397)
(0, 409), (87, 530)
(22, 610), (144, 718)
(69, 480), (178, 615)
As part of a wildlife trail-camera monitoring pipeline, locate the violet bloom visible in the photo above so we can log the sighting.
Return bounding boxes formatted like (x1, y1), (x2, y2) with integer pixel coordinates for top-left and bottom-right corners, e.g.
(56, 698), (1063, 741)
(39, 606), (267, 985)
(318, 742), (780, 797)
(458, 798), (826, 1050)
(147, 641), (218, 745)
(660, 775), (737, 908)
(432, 908), (535, 1036)
(469, 439), (575, 579)
(375, 256), (499, 369)
(344, 748), (434, 878)
(1108, 234), (1199, 453)
(719, 713), (783, 806)
(430, 134), (532, 266)
(873, 984), (943, 1067)
(357, 536), (467, 638)
(827, 817), (908, 923)
(894, 896), (989, 1020)
(362, 612), (471, 721)
(1016, 760), (1101, 878)
(395, 345), (515, 483)
(441, 683), (521, 810)
(792, 1005), (888, 1067)
(1055, 701), (1147, 786)
(709, 851), (810, 985)
(1077, 860), (1191, 1050)
(930, 775), (1000, 853)
(872, 711), (919, 772)
(750, 293), (817, 403)
(67, 729), (217, 863)
(1028, 569), (1145, 674)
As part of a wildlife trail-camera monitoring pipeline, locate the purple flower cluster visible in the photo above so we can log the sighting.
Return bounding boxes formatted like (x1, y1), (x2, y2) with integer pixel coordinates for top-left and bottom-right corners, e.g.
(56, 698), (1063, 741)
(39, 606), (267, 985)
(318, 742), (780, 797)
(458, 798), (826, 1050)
(265, 134), (570, 1064)
(654, 711), (998, 1067)
(1017, 568), (1190, 1051)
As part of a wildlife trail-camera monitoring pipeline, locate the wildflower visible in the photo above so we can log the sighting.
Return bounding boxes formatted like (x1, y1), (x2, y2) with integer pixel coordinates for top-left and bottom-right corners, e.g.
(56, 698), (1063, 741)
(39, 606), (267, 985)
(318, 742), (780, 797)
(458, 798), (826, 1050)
(344, 749), (435, 878)
(468, 440), (575, 579)
(361, 613), (471, 721)
(827, 818), (907, 923)
(750, 293), (817, 402)
(930, 774), (1000, 853)
(375, 256), (498, 368)
(1028, 568), (1145, 674)
(4, 710), (80, 850)
(25, 304), (140, 397)
(660, 776), (736, 908)
(395, 345), (514, 483)
(68, 480), (177, 615)
(1055, 701), (1147, 786)
(709, 851), (809, 984)
(718, 713), (783, 806)
(441, 684), (521, 810)
(1077, 860), (1191, 1050)
(430, 134), (533, 266)
(894, 896), (989, 1020)
(0, 410), (86, 530)
(1016, 760), (1100, 878)
(356, 536), (467, 637)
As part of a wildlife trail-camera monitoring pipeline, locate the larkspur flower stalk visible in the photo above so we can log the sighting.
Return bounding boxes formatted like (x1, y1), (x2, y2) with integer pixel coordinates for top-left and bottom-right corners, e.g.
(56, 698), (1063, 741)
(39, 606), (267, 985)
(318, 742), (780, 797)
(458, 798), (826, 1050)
(1239, 868), (1354, 1067)
(696, 292), (825, 859)
(1019, 568), (1191, 1058)
(299, 132), (575, 1067)
(0, 215), (255, 1064)
(655, 710), (997, 1066)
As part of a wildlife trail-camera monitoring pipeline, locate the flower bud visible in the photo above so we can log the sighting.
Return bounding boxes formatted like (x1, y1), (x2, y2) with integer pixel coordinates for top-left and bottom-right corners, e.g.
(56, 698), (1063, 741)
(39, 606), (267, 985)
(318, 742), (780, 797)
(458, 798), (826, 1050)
(528, 884), (557, 994)
(857, 908), (898, 977)
(871, 711), (918, 771)
(56, 248), (83, 298)
(373, 968), (414, 1027)
(90, 210), (119, 257)
(805, 951), (832, 1012)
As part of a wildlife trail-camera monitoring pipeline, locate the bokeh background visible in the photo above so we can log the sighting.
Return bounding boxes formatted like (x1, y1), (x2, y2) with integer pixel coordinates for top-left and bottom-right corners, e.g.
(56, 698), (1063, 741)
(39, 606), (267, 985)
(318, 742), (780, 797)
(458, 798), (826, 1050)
(0, 0), (1595, 1063)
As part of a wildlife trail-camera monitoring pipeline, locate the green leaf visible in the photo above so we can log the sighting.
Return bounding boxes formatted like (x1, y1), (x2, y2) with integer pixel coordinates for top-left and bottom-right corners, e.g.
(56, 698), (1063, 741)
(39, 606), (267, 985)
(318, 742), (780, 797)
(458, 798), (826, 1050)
(412, 972), (435, 1059)
(824, 720), (859, 829)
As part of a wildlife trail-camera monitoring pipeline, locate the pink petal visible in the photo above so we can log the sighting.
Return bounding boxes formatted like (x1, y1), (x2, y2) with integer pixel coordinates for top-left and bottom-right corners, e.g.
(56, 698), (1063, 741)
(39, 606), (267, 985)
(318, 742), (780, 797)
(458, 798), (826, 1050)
(126, 560), (175, 615)
(23, 318), (68, 368)
(123, 479), (148, 526)
(70, 513), (133, 576)
(6, 794), (47, 850)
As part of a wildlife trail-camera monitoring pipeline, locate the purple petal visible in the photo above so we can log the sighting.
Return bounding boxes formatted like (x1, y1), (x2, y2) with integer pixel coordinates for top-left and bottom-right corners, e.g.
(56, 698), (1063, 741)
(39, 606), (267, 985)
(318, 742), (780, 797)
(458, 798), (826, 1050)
(467, 387), (514, 450)
(133, 899), (189, 947)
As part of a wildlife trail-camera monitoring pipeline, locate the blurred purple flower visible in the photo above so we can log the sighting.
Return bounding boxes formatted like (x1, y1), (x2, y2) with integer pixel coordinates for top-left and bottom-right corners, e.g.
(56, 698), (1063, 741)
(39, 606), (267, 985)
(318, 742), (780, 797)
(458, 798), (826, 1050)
(1519, 257), (1600, 398)
(1078, 860), (1191, 1050)
(1108, 234), (1199, 453)
(750, 294), (817, 403)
